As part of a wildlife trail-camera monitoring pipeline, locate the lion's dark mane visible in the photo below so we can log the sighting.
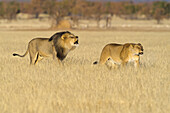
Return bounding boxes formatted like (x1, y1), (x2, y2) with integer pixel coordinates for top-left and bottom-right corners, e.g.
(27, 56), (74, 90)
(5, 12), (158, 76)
(48, 31), (71, 41)
(49, 31), (71, 61)
(55, 47), (67, 61)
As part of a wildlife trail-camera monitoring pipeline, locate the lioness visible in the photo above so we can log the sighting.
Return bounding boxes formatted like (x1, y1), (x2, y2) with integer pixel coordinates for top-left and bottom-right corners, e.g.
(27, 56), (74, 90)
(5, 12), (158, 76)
(13, 31), (79, 65)
(93, 43), (144, 68)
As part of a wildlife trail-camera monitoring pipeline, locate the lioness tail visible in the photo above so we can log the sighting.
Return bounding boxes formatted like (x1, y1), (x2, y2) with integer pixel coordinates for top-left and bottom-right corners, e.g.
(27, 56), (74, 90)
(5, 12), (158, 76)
(13, 48), (29, 57)
(93, 61), (98, 65)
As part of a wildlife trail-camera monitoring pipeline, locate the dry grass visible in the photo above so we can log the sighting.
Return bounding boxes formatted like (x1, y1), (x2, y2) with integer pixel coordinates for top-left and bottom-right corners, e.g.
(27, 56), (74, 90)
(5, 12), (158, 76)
(0, 30), (169, 113)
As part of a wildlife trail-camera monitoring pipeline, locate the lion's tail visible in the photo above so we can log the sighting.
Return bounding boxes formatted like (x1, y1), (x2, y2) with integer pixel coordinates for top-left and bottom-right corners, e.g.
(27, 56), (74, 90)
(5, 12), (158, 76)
(13, 47), (29, 57)
(93, 61), (98, 65)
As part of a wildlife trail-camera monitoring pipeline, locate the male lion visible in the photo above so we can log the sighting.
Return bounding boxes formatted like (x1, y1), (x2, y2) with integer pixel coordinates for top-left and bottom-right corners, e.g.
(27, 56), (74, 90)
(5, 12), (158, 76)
(93, 43), (144, 68)
(13, 31), (79, 65)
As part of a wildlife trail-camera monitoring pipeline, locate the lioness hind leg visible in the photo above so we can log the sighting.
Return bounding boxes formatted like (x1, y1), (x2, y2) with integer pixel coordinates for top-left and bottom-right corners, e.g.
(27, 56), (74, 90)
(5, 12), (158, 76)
(107, 58), (119, 69)
(99, 45), (111, 65)
(99, 56), (109, 65)
(99, 52), (110, 65)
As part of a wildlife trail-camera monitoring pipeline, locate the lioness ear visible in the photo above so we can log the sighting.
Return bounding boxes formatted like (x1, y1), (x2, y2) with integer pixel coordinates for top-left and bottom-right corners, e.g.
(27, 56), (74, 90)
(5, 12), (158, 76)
(138, 43), (141, 45)
(127, 44), (134, 48)
(130, 44), (133, 48)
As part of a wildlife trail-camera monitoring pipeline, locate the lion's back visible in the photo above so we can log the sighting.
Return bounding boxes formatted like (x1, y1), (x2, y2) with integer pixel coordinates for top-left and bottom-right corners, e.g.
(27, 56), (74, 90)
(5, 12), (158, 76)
(28, 38), (53, 54)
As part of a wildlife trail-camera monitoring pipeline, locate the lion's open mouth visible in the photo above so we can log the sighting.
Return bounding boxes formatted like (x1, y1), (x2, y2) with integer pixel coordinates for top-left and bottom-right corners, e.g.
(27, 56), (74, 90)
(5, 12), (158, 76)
(74, 40), (79, 45)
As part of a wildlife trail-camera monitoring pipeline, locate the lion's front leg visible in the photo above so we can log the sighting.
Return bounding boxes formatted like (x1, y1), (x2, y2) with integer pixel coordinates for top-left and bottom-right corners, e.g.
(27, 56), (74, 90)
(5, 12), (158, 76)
(53, 54), (63, 66)
(57, 57), (63, 66)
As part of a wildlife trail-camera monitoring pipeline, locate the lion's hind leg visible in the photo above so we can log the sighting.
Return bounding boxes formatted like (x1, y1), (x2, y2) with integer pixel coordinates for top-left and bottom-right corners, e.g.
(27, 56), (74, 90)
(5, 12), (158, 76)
(34, 52), (45, 65)
(34, 52), (40, 65)
(29, 50), (38, 65)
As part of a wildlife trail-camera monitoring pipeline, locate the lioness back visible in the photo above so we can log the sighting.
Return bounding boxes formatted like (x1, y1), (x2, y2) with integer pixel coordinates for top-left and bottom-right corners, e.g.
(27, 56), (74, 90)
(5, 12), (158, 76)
(99, 43), (123, 65)
(109, 44), (124, 63)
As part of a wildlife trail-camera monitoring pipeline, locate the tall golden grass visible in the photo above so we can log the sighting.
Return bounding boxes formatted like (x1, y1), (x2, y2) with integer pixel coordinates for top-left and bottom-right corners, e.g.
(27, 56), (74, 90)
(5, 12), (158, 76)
(0, 30), (169, 113)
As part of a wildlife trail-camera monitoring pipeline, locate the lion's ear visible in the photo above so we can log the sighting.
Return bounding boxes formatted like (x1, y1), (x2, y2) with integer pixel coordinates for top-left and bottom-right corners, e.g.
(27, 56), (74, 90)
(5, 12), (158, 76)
(61, 35), (67, 40)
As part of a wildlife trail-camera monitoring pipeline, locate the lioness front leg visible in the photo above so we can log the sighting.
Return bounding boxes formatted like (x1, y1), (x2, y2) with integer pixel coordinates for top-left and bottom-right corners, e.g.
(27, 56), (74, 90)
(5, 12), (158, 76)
(121, 61), (128, 67)
(134, 60), (140, 68)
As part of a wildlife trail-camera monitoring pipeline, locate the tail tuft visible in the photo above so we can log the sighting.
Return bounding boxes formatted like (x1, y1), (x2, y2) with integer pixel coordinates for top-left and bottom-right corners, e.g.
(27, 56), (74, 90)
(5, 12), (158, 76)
(93, 61), (98, 65)
(13, 53), (17, 56)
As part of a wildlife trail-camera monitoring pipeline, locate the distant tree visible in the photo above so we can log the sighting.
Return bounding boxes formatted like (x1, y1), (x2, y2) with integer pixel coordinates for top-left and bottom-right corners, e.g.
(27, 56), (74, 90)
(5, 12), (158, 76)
(71, 0), (87, 27)
(106, 2), (124, 16)
(86, 2), (103, 28)
(139, 3), (152, 19)
(125, 3), (136, 15)
(0, 2), (5, 18)
(94, 2), (103, 28)
(2, 1), (20, 20)
(1, 0), (170, 28)
(105, 15), (111, 28)
(42, 0), (57, 18)
(152, 1), (166, 24)
(49, 0), (73, 27)
(103, 2), (113, 28)
(164, 2), (170, 19)
(29, 0), (45, 18)
(153, 8), (165, 24)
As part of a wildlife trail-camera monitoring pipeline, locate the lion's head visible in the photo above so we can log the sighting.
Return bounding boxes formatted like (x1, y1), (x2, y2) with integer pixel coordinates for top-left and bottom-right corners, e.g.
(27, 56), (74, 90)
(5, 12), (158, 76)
(60, 32), (79, 49)
(49, 31), (79, 60)
(49, 31), (79, 49)
(130, 43), (144, 56)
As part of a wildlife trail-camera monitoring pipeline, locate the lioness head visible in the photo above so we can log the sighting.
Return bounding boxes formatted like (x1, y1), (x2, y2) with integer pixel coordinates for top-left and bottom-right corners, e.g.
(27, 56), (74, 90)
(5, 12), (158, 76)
(131, 43), (144, 56)
(61, 32), (79, 49)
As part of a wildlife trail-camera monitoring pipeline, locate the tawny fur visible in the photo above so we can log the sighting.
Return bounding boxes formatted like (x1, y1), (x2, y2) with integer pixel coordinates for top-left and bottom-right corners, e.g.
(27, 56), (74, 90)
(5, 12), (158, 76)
(93, 43), (144, 68)
(13, 31), (79, 65)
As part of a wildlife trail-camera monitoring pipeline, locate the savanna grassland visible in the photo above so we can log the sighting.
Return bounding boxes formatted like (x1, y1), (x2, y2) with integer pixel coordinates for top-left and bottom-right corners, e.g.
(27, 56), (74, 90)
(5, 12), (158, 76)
(0, 30), (169, 113)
